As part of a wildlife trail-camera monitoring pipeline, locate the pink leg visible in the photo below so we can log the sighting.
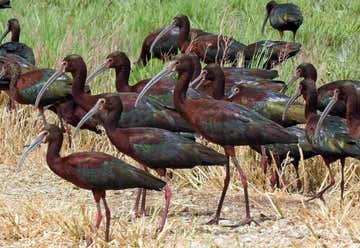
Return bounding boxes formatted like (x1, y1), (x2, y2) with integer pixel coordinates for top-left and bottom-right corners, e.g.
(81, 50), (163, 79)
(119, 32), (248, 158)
(207, 161), (230, 225)
(232, 156), (254, 225)
(261, 146), (269, 175)
(95, 202), (102, 229)
(157, 175), (171, 233)
(102, 197), (111, 242)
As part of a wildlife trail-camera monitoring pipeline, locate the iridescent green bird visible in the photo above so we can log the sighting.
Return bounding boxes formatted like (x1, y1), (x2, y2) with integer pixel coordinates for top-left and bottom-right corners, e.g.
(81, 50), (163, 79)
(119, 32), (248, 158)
(0, 18), (35, 65)
(261, 1), (303, 41)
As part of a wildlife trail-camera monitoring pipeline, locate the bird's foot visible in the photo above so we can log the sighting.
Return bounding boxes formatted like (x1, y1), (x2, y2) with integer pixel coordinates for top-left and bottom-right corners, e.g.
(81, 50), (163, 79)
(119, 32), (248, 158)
(224, 217), (259, 228)
(306, 192), (325, 203)
(133, 210), (147, 218)
(86, 236), (94, 247)
(206, 216), (229, 225)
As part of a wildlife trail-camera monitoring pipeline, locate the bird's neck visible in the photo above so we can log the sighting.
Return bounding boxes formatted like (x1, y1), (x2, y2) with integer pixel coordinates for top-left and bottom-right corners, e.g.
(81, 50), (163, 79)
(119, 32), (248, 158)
(11, 27), (20, 42)
(104, 109), (122, 132)
(192, 59), (201, 80)
(304, 84), (318, 120)
(174, 71), (193, 113)
(46, 136), (62, 167)
(71, 66), (94, 111)
(177, 25), (191, 53)
(115, 65), (133, 92)
(212, 75), (226, 100)
(345, 90), (360, 130)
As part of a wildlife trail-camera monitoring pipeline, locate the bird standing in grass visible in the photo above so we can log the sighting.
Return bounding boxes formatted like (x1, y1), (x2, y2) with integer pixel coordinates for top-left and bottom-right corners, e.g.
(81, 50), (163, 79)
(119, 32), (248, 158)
(261, 1), (303, 41)
(136, 54), (298, 225)
(17, 124), (166, 243)
(0, 18), (35, 65)
(283, 63), (360, 201)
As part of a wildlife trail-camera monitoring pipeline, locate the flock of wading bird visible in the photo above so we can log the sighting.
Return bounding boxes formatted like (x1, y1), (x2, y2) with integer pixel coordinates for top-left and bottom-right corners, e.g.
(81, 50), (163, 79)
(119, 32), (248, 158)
(1, 0), (359, 244)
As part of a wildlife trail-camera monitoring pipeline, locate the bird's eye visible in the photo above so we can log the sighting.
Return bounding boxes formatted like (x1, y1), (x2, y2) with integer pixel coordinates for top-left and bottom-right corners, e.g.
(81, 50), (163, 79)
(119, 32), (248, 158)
(62, 61), (67, 67)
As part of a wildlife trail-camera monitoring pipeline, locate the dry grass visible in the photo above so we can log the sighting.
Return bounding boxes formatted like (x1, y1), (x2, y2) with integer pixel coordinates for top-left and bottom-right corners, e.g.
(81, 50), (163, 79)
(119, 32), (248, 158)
(0, 105), (359, 247)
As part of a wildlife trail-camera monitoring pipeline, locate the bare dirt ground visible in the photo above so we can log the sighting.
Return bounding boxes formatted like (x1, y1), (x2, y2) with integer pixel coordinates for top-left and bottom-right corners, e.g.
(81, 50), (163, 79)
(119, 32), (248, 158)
(1, 155), (359, 248)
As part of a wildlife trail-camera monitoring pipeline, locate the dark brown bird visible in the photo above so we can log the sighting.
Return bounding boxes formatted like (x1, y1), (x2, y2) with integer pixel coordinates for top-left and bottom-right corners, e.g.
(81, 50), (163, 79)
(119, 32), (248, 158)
(190, 63), (307, 190)
(283, 63), (360, 201)
(86, 51), (203, 107)
(243, 40), (301, 69)
(0, 57), (100, 134)
(17, 124), (165, 243)
(73, 95), (228, 233)
(192, 63), (305, 126)
(137, 26), (209, 66)
(136, 54), (298, 225)
(151, 15), (246, 65)
(0, 0), (10, 9)
(35, 54), (194, 132)
(261, 0), (303, 41)
(0, 18), (35, 65)
(315, 83), (360, 140)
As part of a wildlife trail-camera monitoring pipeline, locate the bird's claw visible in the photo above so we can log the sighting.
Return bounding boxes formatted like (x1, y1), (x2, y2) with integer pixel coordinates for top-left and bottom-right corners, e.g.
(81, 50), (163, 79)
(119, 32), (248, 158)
(206, 216), (228, 225)
(225, 217), (260, 228)
(306, 193), (325, 203)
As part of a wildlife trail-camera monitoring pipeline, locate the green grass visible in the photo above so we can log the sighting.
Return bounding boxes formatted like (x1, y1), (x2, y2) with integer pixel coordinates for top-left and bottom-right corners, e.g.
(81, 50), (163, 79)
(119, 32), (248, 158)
(1, 0), (359, 91)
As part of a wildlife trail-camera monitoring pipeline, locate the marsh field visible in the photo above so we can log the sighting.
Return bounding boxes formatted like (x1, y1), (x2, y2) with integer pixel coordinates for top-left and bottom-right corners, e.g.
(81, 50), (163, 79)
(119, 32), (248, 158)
(0, 0), (360, 247)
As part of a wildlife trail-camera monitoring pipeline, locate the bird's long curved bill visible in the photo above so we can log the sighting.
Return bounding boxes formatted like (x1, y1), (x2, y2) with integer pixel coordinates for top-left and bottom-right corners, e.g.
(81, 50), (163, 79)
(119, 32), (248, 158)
(0, 30), (9, 43)
(314, 90), (339, 140)
(282, 84), (301, 121)
(73, 99), (104, 138)
(17, 131), (47, 172)
(134, 62), (175, 107)
(261, 15), (269, 34)
(150, 22), (176, 54)
(34, 68), (65, 108)
(280, 75), (300, 94)
(86, 60), (109, 84)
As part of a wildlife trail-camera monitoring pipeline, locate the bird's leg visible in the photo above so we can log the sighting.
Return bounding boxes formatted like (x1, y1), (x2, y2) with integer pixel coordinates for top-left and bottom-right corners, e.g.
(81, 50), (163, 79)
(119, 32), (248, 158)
(87, 191), (103, 246)
(340, 158), (346, 202)
(207, 161), (230, 225)
(279, 30), (284, 39)
(307, 160), (335, 203)
(156, 169), (171, 233)
(102, 196), (111, 242)
(140, 166), (149, 216)
(56, 107), (72, 147)
(133, 164), (148, 217)
(232, 156), (254, 225)
(261, 146), (269, 175)
(293, 161), (303, 192)
(133, 189), (142, 218)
